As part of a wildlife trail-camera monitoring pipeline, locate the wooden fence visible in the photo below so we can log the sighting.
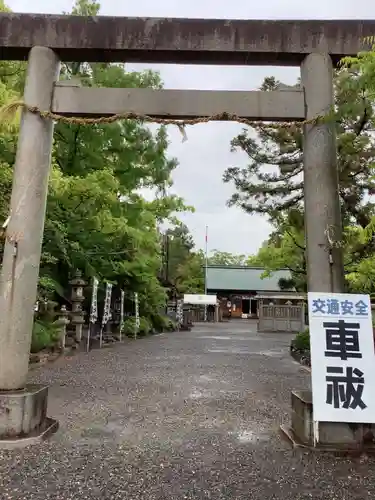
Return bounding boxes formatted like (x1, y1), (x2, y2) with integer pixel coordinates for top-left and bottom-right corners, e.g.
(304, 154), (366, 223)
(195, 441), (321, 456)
(188, 307), (217, 323)
(258, 304), (305, 333)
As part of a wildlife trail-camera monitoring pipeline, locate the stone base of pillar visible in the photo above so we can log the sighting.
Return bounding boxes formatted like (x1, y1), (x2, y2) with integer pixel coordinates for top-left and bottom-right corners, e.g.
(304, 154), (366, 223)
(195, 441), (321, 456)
(0, 384), (58, 449)
(280, 390), (375, 453)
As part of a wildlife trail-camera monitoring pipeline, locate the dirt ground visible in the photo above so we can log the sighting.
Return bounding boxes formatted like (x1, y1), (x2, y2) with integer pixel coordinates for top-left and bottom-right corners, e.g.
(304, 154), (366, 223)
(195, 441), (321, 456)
(0, 321), (374, 499)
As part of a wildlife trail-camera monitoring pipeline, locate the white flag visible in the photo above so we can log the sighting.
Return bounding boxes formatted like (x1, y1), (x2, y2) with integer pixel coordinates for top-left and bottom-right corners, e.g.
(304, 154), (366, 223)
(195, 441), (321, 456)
(134, 292), (140, 330)
(102, 283), (113, 326)
(89, 277), (99, 324)
(177, 299), (183, 325)
(119, 290), (125, 333)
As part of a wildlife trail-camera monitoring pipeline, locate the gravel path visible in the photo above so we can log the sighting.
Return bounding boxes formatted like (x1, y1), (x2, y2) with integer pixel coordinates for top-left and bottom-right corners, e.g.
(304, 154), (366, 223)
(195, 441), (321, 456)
(1, 321), (374, 499)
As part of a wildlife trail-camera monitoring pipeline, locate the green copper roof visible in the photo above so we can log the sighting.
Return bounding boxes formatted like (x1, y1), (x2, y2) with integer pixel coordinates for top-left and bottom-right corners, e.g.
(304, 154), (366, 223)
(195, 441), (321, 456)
(206, 266), (293, 292)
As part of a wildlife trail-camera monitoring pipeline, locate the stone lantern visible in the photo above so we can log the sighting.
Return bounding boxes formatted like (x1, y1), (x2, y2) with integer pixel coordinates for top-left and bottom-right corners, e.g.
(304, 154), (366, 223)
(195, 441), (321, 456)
(69, 270), (87, 343)
(57, 305), (70, 351)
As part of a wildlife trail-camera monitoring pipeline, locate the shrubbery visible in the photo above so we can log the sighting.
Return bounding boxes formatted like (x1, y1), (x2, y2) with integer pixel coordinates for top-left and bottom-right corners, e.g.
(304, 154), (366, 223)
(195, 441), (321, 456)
(30, 299), (63, 353)
(150, 313), (177, 333)
(123, 314), (177, 338)
(123, 316), (152, 338)
(291, 328), (310, 353)
(30, 319), (61, 353)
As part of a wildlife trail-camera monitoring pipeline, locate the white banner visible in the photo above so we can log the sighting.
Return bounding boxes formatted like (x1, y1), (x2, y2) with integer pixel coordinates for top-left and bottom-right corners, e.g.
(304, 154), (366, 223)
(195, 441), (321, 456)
(176, 299), (183, 325)
(119, 290), (125, 333)
(308, 292), (375, 424)
(102, 283), (113, 326)
(134, 292), (140, 331)
(89, 277), (99, 324)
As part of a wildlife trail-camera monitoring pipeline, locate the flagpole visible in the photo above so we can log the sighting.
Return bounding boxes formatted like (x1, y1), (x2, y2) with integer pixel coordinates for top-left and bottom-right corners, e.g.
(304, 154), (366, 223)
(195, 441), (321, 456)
(204, 225), (208, 322)
(204, 225), (208, 295)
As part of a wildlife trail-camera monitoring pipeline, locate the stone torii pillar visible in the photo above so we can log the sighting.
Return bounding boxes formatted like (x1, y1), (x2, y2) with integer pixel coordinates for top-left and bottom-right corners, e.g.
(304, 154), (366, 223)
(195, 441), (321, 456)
(0, 46), (59, 445)
(281, 52), (348, 450)
(301, 52), (345, 293)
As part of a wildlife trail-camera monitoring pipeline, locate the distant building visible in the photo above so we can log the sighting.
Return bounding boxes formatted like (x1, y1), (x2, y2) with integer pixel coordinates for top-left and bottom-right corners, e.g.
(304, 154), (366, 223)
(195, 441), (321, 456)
(206, 265), (297, 319)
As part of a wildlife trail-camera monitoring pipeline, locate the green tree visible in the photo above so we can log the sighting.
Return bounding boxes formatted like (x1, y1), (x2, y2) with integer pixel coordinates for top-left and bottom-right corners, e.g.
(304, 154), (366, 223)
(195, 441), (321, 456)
(224, 74), (375, 228)
(208, 250), (247, 266)
(38, 0), (188, 321)
(0, 81), (17, 226)
(334, 45), (375, 293)
(158, 224), (209, 295)
(249, 213), (375, 293)
(0, 1), (24, 231)
(161, 224), (194, 284)
(0, 0), (189, 324)
(247, 209), (306, 291)
(176, 250), (205, 293)
(224, 65), (375, 292)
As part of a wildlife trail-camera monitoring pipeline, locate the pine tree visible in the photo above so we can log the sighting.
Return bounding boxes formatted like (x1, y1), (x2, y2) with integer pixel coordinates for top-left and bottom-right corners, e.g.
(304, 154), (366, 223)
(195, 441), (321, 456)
(224, 74), (375, 228)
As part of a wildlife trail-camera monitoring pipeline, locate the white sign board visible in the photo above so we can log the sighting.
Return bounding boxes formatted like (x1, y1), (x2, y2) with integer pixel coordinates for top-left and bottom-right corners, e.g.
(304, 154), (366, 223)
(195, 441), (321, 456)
(183, 294), (217, 305)
(308, 292), (375, 423)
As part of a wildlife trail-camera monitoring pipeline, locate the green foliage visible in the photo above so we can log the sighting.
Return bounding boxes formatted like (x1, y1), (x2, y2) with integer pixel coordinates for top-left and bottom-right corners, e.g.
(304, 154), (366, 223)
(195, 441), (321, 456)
(173, 249), (205, 294)
(30, 319), (61, 353)
(150, 313), (176, 332)
(291, 328), (310, 353)
(40, 0), (189, 315)
(123, 316), (152, 338)
(30, 300), (61, 353)
(208, 250), (247, 266)
(123, 317), (137, 338)
(123, 314), (178, 337)
(332, 49), (375, 293)
(168, 247), (252, 295)
(0, 33), (22, 229)
(224, 74), (375, 228)
(0, 0), (203, 347)
(31, 321), (53, 353)
(139, 317), (151, 336)
(247, 209), (306, 290)
(160, 224), (196, 293)
(165, 317), (177, 331)
(226, 61), (375, 292)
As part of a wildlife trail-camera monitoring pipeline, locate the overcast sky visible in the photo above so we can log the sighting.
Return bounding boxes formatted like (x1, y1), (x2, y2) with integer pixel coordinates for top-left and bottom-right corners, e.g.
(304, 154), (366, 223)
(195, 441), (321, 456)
(6, 0), (375, 255)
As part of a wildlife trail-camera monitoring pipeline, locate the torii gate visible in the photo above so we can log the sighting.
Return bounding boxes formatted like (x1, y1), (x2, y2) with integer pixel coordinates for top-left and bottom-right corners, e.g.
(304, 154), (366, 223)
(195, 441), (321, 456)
(0, 14), (374, 444)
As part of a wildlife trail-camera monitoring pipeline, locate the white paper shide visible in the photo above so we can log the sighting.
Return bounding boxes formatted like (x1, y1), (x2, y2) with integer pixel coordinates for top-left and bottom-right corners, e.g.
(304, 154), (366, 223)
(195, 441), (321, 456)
(308, 292), (375, 423)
